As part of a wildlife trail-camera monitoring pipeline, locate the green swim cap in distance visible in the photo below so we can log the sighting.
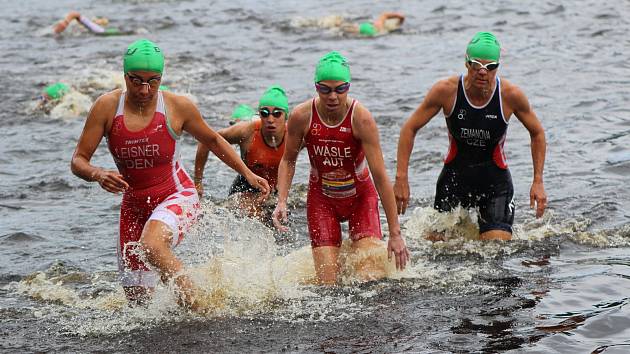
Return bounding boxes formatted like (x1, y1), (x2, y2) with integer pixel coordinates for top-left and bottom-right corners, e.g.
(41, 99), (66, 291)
(258, 85), (289, 113)
(102, 28), (121, 36)
(231, 104), (256, 121)
(158, 85), (170, 91)
(358, 22), (377, 36)
(466, 31), (501, 62)
(43, 82), (70, 100)
(123, 39), (164, 74)
(314, 51), (351, 83)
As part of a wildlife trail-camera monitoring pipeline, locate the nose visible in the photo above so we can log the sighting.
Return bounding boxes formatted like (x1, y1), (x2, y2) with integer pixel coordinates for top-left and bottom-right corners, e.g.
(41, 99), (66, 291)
(139, 84), (150, 94)
(478, 67), (489, 75)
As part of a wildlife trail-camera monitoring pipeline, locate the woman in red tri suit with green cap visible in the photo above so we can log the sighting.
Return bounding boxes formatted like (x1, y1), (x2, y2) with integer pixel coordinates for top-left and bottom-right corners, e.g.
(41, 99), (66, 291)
(71, 39), (270, 309)
(272, 51), (409, 285)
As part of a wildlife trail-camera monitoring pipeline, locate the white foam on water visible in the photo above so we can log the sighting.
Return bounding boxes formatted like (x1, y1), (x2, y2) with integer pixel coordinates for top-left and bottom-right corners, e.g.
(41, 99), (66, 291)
(30, 68), (199, 119)
(49, 91), (93, 119)
(290, 15), (344, 30)
(71, 68), (125, 94)
(9, 203), (497, 336)
(16, 202), (617, 337)
(403, 206), (630, 258)
(403, 206), (562, 259)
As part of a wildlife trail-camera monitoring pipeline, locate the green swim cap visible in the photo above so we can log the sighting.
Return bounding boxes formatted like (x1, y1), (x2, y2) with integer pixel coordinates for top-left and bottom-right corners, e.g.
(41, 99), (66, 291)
(258, 85), (289, 113)
(43, 82), (69, 100)
(230, 104), (256, 121)
(123, 39), (164, 74)
(466, 31), (501, 62)
(102, 28), (122, 36)
(314, 51), (351, 83)
(359, 22), (377, 36)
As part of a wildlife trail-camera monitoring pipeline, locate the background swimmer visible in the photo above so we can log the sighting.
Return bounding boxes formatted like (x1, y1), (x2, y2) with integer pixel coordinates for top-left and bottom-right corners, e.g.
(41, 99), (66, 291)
(53, 11), (135, 36)
(292, 12), (405, 36)
(34, 82), (92, 118)
(227, 104), (256, 126)
(341, 12), (405, 36)
(195, 87), (288, 224)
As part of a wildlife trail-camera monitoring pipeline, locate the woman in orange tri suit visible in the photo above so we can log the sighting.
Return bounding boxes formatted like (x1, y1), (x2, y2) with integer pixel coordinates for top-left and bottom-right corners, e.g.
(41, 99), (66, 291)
(195, 86), (288, 221)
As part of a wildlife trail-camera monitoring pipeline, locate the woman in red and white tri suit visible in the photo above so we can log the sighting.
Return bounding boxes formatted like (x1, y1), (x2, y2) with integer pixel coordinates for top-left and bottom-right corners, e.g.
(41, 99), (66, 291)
(71, 40), (269, 308)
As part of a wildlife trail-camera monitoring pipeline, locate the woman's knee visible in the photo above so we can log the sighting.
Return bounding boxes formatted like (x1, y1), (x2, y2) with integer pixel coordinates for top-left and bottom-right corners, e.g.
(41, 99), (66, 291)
(139, 220), (173, 253)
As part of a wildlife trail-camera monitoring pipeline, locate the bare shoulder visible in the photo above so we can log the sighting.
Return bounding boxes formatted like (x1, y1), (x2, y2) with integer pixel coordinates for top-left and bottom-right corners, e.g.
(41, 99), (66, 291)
(236, 119), (258, 136)
(162, 91), (199, 114)
(94, 89), (121, 106)
(433, 76), (459, 95)
(288, 99), (312, 124)
(90, 89), (121, 119)
(419, 76), (458, 108)
(351, 100), (375, 127)
(500, 78), (525, 96)
(499, 78), (529, 107)
(351, 101), (381, 143)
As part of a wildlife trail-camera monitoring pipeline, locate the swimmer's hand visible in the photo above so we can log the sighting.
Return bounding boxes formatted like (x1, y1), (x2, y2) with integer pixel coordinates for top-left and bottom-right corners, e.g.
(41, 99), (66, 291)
(245, 172), (270, 198)
(94, 168), (128, 193)
(194, 179), (204, 198)
(387, 231), (410, 271)
(272, 202), (290, 232)
(530, 181), (547, 218)
(174, 274), (204, 313)
(393, 177), (410, 215)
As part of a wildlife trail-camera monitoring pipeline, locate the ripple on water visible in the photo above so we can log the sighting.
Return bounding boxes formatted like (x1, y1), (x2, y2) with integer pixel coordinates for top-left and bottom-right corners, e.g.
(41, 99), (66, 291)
(1, 232), (46, 243)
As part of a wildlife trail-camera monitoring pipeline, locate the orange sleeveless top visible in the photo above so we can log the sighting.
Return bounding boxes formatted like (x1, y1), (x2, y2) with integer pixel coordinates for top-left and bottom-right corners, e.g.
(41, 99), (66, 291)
(243, 119), (286, 188)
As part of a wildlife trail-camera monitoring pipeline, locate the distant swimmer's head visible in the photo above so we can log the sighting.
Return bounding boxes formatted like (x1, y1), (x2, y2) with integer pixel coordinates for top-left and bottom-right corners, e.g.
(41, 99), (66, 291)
(314, 51), (351, 83)
(42, 82), (70, 100)
(358, 22), (377, 36)
(258, 85), (289, 116)
(123, 39), (164, 74)
(93, 17), (109, 26)
(229, 104), (256, 125)
(383, 18), (403, 32)
(466, 31), (501, 62)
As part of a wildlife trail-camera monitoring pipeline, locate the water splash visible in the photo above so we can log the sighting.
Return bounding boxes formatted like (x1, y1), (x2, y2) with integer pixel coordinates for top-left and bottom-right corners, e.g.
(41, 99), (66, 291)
(49, 91), (93, 119)
(8, 203), (508, 337)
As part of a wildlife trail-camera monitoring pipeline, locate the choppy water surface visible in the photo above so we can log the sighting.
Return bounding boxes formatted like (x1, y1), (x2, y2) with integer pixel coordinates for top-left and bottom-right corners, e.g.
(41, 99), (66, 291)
(1, 0), (629, 352)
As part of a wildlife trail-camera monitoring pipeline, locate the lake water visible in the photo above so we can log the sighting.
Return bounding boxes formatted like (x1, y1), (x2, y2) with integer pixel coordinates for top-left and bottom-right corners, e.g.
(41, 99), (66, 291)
(1, 0), (629, 352)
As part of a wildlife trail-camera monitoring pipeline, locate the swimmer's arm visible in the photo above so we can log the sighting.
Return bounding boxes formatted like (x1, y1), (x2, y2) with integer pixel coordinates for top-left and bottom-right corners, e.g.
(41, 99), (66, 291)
(194, 121), (251, 186)
(193, 143), (210, 194)
(275, 104), (308, 206)
(508, 84), (547, 217)
(70, 98), (107, 181)
(217, 120), (254, 145)
(395, 80), (445, 181)
(71, 94), (128, 192)
(394, 80), (447, 213)
(354, 107), (401, 237)
(181, 98), (269, 195)
(354, 107), (409, 270)
(374, 12), (405, 28)
(272, 103), (308, 231)
(78, 15), (105, 33)
(54, 11), (81, 34)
